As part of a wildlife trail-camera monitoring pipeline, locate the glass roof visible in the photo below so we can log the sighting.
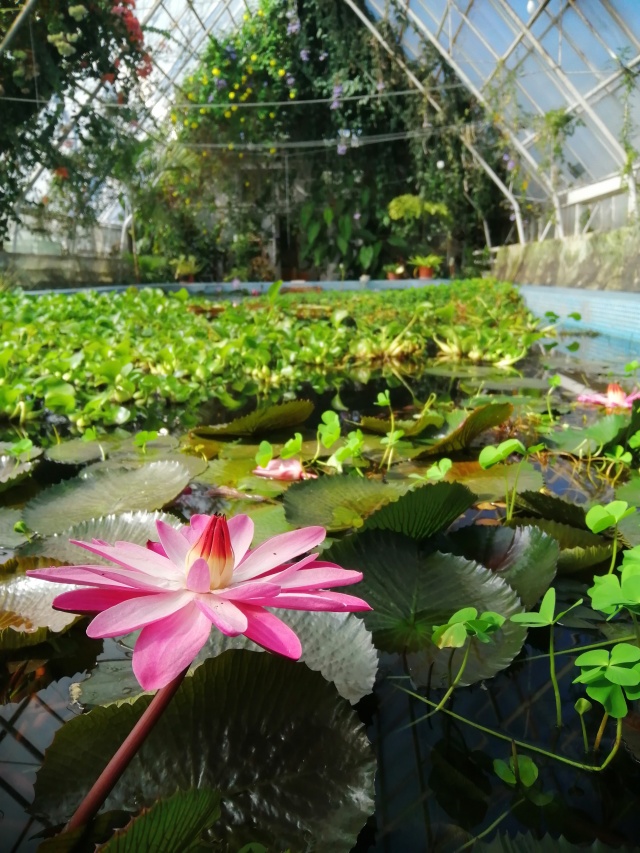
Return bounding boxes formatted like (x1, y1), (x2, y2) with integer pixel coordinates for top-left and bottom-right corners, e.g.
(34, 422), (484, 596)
(363, 0), (640, 200)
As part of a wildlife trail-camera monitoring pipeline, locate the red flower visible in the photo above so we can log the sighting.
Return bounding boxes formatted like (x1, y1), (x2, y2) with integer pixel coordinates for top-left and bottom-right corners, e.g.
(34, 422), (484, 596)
(53, 167), (69, 180)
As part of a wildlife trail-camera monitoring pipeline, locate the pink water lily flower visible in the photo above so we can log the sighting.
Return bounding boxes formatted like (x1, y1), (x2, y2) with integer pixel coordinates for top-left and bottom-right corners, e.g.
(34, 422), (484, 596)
(577, 382), (640, 410)
(27, 514), (370, 690)
(252, 458), (317, 481)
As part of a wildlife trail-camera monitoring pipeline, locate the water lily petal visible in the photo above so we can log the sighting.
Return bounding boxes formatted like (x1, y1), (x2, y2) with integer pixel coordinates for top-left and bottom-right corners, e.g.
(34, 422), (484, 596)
(183, 514), (210, 544)
(215, 581), (281, 601)
(53, 587), (151, 612)
(251, 591), (372, 611)
(132, 602), (212, 690)
(87, 590), (194, 638)
(155, 520), (190, 567)
(27, 566), (137, 588)
(239, 604), (302, 659)
(196, 596), (248, 634)
(186, 558), (210, 593)
(233, 526), (325, 581)
(227, 514), (254, 563)
(273, 565), (364, 590)
(71, 539), (181, 580)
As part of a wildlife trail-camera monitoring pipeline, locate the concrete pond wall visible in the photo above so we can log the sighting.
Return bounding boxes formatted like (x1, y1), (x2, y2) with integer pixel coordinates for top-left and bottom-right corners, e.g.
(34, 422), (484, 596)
(0, 252), (133, 289)
(494, 226), (640, 291)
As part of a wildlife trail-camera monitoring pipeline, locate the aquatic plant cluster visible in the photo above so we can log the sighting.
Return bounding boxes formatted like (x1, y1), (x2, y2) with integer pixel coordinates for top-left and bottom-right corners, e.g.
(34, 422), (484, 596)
(3, 284), (640, 848)
(0, 279), (542, 435)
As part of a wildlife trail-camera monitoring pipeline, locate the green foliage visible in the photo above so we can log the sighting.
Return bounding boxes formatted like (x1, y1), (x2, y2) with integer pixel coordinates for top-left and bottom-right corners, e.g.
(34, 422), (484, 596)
(573, 643), (640, 718)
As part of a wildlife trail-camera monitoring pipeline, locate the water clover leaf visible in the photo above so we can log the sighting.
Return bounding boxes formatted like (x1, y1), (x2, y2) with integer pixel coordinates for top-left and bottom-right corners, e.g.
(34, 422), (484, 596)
(493, 755), (538, 788)
(132, 430), (159, 452)
(431, 608), (505, 649)
(585, 501), (636, 534)
(318, 410), (341, 449)
(375, 390), (391, 407)
(255, 440), (273, 468)
(573, 643), (640, 717)
(280, 432), (303, 459)
(478, 439), (526, 469)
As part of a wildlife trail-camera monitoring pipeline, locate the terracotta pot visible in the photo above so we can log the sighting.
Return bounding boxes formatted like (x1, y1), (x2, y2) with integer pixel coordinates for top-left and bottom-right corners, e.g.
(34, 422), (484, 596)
(417, 266), (434, 279)
(386, 272), (399, 280)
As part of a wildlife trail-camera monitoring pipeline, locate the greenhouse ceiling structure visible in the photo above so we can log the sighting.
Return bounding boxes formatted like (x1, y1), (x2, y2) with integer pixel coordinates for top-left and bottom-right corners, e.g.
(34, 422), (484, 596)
(3, 0), (640, 245)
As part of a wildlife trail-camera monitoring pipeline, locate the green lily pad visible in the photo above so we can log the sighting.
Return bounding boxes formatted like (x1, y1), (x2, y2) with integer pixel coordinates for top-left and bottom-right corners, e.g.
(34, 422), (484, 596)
(283, 475), (411, 531)
(511, 518), (613, 573)
(326, 530), (526, 686)
(77, 609), (377, 708)
(414, 402), (513, 458)
(359, 409), (444, 437)
(45, 437), (117, 465)
(547, 414), (628, 455)
(475, 833), (636, 853)
(0, 443), (41, 493)
(0, 560), (77, 650)
(192, 400), (315, 437)
(33, 651), (375, 851)
(20, 511), (182, 564)
(98, 788), (221, 852)
(86, 450), (208, 480)
(23, 462), (191, 536)
(0, 506), (27, 549)
(362, 481), (476, 540)
(515, 491), (588, 529)
(444, 460), (543, 501)
(228, 502), (293, 546)
(444, 525), (558, 608)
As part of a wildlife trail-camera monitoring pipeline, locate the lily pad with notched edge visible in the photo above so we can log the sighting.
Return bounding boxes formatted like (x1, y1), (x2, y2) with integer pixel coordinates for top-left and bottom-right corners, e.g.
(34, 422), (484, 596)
(507, 518), (613, 574)
(359, 409), (444, 436)
(192, 400), (315, 437)
(413, 402), (513, 459)
(476, 834), (637, 853)
(23, 462), (191, 536)
(326, 530), (526, 686)
(514, 491), (588, 529)
(0, 506), (27, 549)
(76, 609), (377, 708)
(444, 460), (543, 501)
(284, 475), (411, 531)
(33, 651), (375, 853)
(0, 442), (42, 493)
(442, 525), (558, 608)
(20, 511), (182, 564)
(45, 437), (118, 465)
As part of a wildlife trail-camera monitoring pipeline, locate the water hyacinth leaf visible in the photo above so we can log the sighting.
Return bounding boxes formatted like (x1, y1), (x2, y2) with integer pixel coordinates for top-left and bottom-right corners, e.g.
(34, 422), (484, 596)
(444, 461), (543, 501)
(98, 788), (221, 852)
(78, 610), (377, 708)
(510, 518), (613, 573)
(359, 409), (444, 437)
(33, 651), (375, 851)
(327, 530), (526, 685)
(0, 506), (27, 549)
(20, 511), (182, 564)
(362, 481), (476, 540)
(414, 402), (513, 458)
(192, 400), (314, 437)
(284, 475), (411, 530)
(444, 525), (558, 608)
(23, 462), (191, 536)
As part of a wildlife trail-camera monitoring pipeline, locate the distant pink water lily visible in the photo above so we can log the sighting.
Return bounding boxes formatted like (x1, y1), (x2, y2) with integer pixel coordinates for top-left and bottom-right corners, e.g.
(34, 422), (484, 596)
(27, 514), (370, 690)
(577, 382), (640, 410)
(252, 458), (317, 481)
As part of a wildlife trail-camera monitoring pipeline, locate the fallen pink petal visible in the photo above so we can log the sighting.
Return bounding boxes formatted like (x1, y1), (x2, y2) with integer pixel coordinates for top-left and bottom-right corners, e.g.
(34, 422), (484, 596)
(27, 514), (369, 690)
(252, 458), (317, 480)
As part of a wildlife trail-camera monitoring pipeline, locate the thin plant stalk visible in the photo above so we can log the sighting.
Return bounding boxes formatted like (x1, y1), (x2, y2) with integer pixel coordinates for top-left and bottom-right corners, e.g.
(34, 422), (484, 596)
(405, 642), (471, 727)
(64, 667), (188, 834)
(594, 710), (609, 753)
(608, 528), (619, 575)
(579, 713), (589, 754)
(454, 800), (525, 853)
(399, 686), (623, 773)
(548, 624), (562, 727)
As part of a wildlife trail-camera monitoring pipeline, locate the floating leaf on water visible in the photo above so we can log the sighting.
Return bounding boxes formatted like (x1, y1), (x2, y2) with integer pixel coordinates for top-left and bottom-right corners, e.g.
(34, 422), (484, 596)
(97, 788), (221, 852)
(0, 448), (40, 493)
(443, 525), (558, 608)
(228, 502), (293, 546)
(515, 490), (588, 528)
(510, 518), (613, 574)
(547, 414), (628, 455)
(45, 437), (118, 465)
(283, 475), (411, 531)
(359, 409), (444, 437)
(23, 462), (192, 536)
(362, 481), (476, 540)
(33, 651), (375, 851)
(20, 511), (182, 564)
(327, 530), (526, 684)
(192, 400), (315, 437)
(0, 566), (77, 650)
(444, 460), (543, 501)
(0, 506), (27, 549)
(414, 402), (513, 458)
(475, 832), (637, 852)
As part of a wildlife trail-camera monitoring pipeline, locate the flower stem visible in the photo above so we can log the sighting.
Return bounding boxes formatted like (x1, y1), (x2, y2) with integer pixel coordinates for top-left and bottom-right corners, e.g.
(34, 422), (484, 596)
(608, 528), (619, 575)
(548, 625), (562, 728)
(594, 710), (609, 753)
(64, 668), (188, 834)
(579, 714), (589, 754)
(407, 642), (471, 726)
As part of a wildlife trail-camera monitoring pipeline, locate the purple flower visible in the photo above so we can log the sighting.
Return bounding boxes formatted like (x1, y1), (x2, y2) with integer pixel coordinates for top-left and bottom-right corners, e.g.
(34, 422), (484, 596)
(207, 93), (215, 102)
(287, 20), (300, 35)
(216, 78), (227, 90)
(330, 100), (340, 110)
(319, 51), (328, 61)
(337, 143), (347, 155)
(353, 211), (361, 220)
(507, 159), (515, 171)
(300, 49), (310, 61)
(376, 80), (385, 91)
(286, 8), (296, 18)
(503, 153), (510, 161)
(333, 83), (343, 97)
(286, 74), (295, 86)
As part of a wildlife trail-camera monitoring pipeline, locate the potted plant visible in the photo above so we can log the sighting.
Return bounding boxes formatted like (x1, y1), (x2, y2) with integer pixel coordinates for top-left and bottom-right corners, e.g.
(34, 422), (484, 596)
(408, 254), (443, 279)
(169, 254), (202, 282)
(383, 263), (405, 281)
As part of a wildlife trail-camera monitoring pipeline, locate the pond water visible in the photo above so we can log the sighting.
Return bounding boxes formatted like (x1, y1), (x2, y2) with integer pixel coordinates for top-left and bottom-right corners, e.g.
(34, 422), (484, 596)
(1, 285), (640, 851)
